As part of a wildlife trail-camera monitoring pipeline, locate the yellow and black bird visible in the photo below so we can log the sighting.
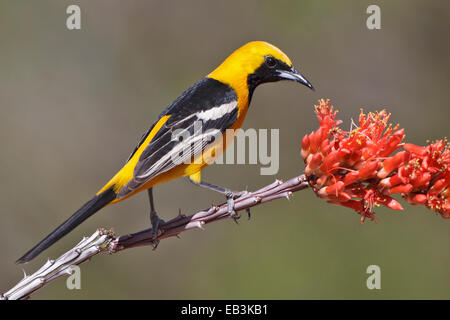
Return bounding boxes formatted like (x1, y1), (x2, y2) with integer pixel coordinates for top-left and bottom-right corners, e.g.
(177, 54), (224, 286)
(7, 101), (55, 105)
(17, 41), (314, 263)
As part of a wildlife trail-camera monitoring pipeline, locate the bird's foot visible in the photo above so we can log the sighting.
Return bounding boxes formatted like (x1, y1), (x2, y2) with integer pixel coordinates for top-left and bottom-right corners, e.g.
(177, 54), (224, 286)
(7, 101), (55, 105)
(225, 190), (248, 224)
(150, 210), (165, 239)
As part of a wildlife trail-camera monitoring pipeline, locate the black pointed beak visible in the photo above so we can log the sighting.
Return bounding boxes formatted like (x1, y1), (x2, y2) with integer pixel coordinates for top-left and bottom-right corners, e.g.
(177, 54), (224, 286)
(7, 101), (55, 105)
(276, 67), (315, 91)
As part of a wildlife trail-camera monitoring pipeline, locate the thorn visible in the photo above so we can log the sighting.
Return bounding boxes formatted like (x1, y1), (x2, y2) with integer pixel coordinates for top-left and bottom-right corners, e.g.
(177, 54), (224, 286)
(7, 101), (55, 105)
(254, 196), (261, 204)
(176, 234), (181, 239)
(286, 191), (293, 200)
(178, 209), (186, 218)
(276, 179), (283, 185)
(22, 269), (27, 279)
(196, 221), (205, 230)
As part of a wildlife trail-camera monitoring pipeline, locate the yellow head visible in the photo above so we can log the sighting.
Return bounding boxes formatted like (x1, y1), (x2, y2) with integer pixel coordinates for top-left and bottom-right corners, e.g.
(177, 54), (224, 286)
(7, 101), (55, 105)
(208, 41), (314, 100)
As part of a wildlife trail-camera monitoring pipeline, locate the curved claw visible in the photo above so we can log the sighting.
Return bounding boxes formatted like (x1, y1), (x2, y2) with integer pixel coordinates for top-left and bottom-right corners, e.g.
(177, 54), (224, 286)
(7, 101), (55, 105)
(151, 239), (160, 251)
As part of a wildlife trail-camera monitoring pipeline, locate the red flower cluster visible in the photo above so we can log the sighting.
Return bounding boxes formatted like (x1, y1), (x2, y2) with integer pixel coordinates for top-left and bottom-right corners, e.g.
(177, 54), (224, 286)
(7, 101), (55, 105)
(301, 99), (450, 223)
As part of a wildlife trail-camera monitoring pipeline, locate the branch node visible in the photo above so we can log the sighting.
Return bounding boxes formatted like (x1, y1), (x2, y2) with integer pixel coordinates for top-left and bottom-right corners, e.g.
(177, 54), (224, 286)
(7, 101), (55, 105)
(196, 221), (206, 230)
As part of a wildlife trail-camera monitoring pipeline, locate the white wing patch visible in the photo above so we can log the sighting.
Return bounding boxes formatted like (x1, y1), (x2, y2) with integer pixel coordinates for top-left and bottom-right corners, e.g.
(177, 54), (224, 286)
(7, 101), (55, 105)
(196, 101), (238, 121)
(136, 129), (222, 181)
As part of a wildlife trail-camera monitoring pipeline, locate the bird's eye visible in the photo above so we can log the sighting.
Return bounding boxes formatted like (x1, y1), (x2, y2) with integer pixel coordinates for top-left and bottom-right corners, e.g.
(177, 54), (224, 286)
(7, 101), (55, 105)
(265, 56), (277, 68)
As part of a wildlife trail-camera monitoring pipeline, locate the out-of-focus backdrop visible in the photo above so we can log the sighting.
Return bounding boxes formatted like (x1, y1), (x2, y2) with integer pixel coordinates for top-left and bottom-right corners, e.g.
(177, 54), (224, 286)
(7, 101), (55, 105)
(1, 0), (449, 299)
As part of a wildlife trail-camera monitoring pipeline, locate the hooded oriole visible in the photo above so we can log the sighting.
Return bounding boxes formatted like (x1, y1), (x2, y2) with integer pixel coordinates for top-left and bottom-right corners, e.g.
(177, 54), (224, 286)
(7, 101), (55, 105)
(17, 41), (314, 263)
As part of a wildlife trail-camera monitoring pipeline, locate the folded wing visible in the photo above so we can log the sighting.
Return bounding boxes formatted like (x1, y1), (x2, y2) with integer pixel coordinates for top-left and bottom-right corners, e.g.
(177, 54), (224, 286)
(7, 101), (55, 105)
(116, 78), (238, 198)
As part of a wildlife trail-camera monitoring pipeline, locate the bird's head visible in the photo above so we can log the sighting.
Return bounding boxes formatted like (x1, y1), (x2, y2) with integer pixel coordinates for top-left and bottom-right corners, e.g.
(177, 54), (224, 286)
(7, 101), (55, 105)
(208, 41), (314, 99)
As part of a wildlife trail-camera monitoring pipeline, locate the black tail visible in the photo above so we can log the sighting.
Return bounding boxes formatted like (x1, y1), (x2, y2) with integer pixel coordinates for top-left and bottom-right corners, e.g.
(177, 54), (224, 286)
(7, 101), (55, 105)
(16, 188), (116, 264)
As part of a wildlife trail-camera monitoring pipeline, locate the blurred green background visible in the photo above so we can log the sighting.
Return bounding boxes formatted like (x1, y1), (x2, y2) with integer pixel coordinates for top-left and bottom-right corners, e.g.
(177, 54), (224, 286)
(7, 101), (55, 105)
(1, 0), (449, 299)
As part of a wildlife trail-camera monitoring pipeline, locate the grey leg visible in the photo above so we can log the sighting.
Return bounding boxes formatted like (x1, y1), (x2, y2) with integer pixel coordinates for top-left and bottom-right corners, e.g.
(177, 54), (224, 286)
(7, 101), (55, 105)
(188, 177), (248, 222)
(148, 188), (165, 239)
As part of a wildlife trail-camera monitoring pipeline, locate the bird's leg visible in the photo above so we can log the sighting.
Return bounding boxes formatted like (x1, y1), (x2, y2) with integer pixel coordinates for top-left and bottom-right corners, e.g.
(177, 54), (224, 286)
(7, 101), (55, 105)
(148, 188), (165, 242)
(188, 178), (248, 222)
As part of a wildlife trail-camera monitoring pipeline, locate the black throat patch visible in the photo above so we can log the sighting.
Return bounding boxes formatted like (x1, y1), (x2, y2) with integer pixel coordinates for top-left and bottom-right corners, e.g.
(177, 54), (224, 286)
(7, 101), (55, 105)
(246, 59), (292, 104)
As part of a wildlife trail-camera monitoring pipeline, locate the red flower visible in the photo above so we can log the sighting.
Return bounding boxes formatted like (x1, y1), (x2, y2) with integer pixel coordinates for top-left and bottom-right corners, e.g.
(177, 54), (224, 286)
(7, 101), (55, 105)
(302, 99), (449, 222)
(401, 140), (450, 218)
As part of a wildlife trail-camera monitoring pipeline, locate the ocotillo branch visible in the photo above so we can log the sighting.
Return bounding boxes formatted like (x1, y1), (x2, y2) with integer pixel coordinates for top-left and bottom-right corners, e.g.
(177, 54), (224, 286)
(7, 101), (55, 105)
(1, 174), (310, 300)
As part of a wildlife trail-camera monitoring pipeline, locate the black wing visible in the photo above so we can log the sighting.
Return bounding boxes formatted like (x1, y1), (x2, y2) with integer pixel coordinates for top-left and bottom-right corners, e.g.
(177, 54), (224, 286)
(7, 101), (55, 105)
(117, 78), (238, 198)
